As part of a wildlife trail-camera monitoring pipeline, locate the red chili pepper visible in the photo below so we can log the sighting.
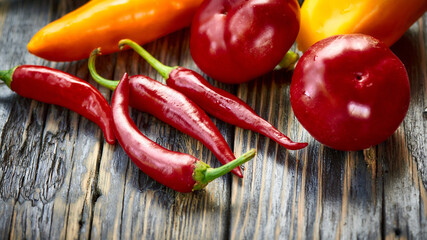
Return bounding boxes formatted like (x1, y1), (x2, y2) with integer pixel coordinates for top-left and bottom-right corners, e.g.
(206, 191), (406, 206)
(111, 73), (256, 192)
(119, 40), (308, 150)
(0, 65), (115, 144)
(88, 49), (244, 177)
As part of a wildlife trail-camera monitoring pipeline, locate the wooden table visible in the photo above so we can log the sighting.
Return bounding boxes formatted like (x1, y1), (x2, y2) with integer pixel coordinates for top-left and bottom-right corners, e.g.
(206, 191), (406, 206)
(0, 1), (426, 239)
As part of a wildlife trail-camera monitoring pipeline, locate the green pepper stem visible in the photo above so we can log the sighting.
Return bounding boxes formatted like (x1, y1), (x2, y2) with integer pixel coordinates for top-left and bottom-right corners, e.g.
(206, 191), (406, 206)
(0, 66), (18, 88)
(192, 148), (256, 191)
(119, 39), (177, 80)
(88, 48), (119, 91)
(274, 51), (299, 71)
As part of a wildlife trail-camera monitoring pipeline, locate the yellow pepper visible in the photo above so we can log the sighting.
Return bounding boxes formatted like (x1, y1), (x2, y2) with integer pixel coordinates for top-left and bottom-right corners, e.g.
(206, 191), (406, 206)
(296, 0), (427, 52)
(27, 0), (203, 62)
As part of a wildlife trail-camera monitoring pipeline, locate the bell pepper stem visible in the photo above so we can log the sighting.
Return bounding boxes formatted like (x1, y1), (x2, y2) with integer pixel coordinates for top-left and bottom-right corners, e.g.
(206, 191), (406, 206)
(192, 148), (256, 191)
(88, 48), (119, 91)
(0, 66), (18, 88)
(119, 39), (177, 80)
(274, 51), (299, 71)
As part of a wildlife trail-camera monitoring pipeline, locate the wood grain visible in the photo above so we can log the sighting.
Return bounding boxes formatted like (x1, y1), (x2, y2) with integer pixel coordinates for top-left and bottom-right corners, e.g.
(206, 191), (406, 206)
(0, 0), (426, 239)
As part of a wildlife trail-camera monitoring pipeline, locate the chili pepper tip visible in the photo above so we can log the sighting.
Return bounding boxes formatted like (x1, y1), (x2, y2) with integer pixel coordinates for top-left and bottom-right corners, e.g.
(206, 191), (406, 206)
(287, 142), (309, 150)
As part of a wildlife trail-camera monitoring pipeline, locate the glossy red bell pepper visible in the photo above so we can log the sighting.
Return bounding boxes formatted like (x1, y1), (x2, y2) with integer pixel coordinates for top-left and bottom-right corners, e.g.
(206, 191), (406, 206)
(290, 34), (410, 151)
(190, 0), (300, 83)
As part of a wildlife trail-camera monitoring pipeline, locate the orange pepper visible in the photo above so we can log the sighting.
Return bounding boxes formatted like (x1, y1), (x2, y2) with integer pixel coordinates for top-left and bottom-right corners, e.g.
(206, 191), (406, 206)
(296, 0), (427, 52)
(27, 0), (203, 61)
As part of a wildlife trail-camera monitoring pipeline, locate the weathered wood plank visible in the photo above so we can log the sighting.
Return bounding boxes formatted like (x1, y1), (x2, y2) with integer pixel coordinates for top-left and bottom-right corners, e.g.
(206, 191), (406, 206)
(0, 3), (8, 40)
(0, 1), (110, 239)
(0, 1), (426, 239)
(0, 1), (53, 239)
(229, 63), (309, 239)
(380, 16), (427, 239)
(400, 17), (427, 190)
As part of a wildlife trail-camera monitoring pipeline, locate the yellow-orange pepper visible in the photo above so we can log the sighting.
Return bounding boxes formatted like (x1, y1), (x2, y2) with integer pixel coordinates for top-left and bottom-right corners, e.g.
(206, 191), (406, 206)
(27, 0), (203, 61)
(296, 0), (427, 52)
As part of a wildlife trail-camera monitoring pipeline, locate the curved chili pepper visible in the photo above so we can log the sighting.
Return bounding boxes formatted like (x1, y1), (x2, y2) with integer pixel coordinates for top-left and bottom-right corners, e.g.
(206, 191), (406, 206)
(119, 39), (308, 150)
(0, 65), (115, 144)
(27, 0), (203, 61)
(88, 49), (244, 178)
(112, 73), (256, 192)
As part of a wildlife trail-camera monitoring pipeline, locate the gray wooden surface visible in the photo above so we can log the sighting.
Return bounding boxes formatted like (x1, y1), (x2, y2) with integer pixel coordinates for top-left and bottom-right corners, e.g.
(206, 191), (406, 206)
(0, 0), (426, 239)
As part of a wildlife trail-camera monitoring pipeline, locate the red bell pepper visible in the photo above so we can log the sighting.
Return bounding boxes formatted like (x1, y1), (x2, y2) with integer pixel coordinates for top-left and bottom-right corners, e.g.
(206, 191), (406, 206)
(290, 34), (410, 151)
(190, 0), (300, 83)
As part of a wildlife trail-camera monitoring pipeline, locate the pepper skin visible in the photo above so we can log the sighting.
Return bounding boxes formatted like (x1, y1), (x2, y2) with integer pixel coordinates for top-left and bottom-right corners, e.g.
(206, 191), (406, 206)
(296, 0), (427, 52)
(290, 34), (410, 151)
(27, 0), (203, 62)
(120, 39), (308, 150)
(0, 65), (115, 144)
(112, 73), (256, 192)
(190, 0), (300, 83)
(88, 50), (244, 178)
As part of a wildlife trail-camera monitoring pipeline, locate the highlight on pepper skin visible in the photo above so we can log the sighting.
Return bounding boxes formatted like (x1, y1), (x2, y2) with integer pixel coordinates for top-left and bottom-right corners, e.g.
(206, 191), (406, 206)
(290, 34), (410, 151)
(118, 39), (308, 151)
(190, 0), (301, 83)
(0, 65), (116, 145)
(111, 73), (256, 193)
(27, 0), (204, 61)
(296, 0), (427, 52)
(88, 48), (244, 178)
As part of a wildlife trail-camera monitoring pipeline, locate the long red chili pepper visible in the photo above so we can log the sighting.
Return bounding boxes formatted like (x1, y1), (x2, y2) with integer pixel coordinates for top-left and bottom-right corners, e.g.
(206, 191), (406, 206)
(112, 73), (256, 192)
(88, 49), (244, 177)
(0, 65), (115, 144)
(119, 39), (308, 150)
